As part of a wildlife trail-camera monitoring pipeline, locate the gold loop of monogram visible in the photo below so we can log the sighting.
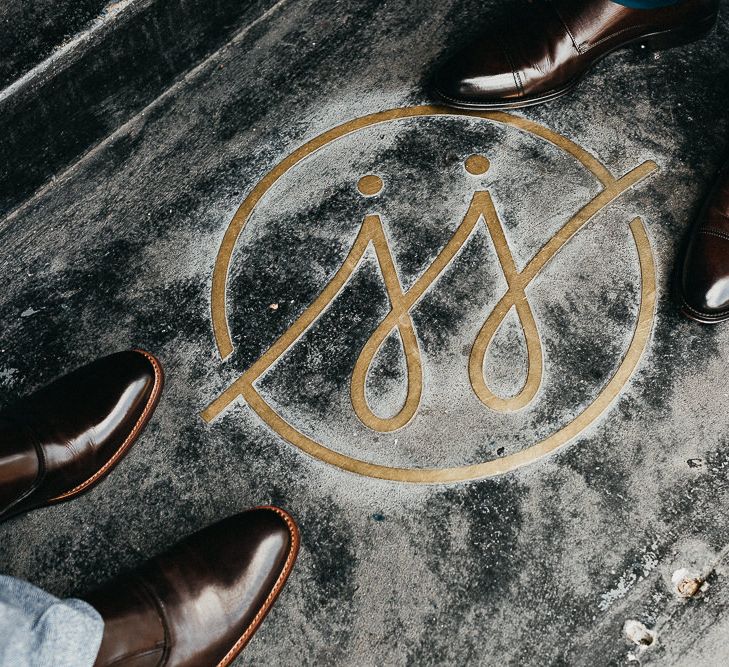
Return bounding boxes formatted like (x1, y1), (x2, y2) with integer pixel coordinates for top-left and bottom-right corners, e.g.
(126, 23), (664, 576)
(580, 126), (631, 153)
(467, 193), (543, 413)
(350, 216), (423, 432)
(351, 314), (422, 432)
(469, 288), (543, 412)
(202, 106), (659, 483)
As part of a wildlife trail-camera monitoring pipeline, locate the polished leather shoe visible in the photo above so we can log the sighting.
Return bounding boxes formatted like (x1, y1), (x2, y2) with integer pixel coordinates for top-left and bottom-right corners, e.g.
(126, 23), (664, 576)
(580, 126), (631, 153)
(435, 0), (719, 109)
(0, 350), (163, 521)
(680, 160), (729, 323)
(86, 507), (300, 667)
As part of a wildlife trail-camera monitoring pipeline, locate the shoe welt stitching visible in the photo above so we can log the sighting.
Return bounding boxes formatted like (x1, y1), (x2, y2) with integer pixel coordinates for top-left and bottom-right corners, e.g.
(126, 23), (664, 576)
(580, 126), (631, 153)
(216, 506), (300, 667)
(49, 350), (163, 501)
(699, 228), (729, 242)
(681, 298), (729, 320)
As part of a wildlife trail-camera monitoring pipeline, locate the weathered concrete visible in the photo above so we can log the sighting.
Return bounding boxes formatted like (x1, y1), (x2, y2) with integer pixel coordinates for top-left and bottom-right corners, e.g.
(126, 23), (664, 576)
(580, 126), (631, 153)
(0, 0), (278, 214)
(1, 0), (729, 664)
(0, 0), (107, 88)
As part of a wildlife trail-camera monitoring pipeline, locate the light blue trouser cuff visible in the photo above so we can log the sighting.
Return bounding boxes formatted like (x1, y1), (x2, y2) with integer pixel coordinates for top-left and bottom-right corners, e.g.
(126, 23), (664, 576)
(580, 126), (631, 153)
(0, 575), (104, 667)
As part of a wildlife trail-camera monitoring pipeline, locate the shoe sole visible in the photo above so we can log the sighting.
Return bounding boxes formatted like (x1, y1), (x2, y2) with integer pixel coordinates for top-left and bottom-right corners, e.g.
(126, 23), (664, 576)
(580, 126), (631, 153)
(436, 16), (717, 111)
(1, 350), (164, 521)
(679, 300), (729, 324)
(216, 506), (301, 667)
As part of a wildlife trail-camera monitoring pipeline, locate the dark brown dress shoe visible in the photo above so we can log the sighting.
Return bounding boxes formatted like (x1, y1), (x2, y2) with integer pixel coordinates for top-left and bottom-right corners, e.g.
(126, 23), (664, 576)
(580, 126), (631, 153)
(85, 507), (300, 667)
(435, 0), (719, 109)
(680, 161), (729, 323)
(0, 350), (163, 521)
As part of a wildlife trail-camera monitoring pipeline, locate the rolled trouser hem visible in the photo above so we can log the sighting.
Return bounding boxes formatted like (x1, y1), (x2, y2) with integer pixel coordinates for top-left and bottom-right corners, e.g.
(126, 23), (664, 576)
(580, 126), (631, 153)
(0, 575), (104, 667)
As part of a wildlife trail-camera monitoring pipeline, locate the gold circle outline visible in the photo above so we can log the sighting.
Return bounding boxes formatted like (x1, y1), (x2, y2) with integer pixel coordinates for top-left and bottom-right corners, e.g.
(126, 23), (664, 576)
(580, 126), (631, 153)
(206, 106), (657, 483)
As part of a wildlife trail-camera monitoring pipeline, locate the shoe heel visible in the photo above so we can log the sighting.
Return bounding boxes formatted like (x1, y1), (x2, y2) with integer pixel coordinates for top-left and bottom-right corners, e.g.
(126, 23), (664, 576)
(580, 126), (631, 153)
(641, 15), (717, 51)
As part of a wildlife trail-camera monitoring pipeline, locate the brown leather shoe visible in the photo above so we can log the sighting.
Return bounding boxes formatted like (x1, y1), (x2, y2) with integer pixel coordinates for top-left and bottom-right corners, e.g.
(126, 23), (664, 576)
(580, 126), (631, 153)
(86, 507), (300, 667)
(680, 160), (729, 323)
(434, 0), (719, 110)
(0, 350), (163, 521)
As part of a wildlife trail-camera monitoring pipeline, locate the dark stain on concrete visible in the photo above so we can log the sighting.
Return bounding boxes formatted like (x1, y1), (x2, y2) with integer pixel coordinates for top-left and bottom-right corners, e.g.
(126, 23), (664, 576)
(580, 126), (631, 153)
(296, 499), (359, 662)
(405, 480), (524, 665)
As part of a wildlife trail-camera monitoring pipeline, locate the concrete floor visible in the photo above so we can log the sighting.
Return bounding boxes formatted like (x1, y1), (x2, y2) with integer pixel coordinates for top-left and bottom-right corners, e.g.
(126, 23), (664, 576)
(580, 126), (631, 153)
(1, 0), (729, 664)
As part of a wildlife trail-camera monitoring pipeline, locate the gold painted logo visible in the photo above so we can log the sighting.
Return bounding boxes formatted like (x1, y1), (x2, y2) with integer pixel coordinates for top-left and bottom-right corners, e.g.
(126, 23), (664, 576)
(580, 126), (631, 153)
(202, 106), (657, 483)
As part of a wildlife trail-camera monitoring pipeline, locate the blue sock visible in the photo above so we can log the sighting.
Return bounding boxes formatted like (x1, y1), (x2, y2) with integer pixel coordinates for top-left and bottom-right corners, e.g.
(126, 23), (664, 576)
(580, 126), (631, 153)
(611, 0), (680, 7)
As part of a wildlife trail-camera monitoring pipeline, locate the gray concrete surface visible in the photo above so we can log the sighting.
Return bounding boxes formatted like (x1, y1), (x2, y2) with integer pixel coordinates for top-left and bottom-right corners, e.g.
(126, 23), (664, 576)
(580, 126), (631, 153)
(1, 0), (729, 664)
(0, 0), (107, 87)
(0, 0), (277, 213)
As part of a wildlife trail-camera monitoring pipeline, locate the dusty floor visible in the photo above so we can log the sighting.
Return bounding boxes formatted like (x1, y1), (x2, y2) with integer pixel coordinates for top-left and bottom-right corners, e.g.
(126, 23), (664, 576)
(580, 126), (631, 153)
(1, 0), (729, 664)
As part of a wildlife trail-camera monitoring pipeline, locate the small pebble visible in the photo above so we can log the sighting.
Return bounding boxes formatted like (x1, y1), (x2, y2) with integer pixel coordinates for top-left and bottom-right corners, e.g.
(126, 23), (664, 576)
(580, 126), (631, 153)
(624, 619), (656, 647)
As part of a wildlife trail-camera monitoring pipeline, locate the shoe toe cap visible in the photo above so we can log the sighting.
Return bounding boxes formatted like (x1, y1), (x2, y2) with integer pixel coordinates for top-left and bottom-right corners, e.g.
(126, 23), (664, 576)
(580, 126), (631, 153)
(434, 43), (520, 105)
(84, 508), (299, 667)
(212, 507), (299, 576)
(681, 233), (729, 321)
(157, 507), (299, 664)
(6, 350), (163, 503)
(70, 349), (163, 466)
